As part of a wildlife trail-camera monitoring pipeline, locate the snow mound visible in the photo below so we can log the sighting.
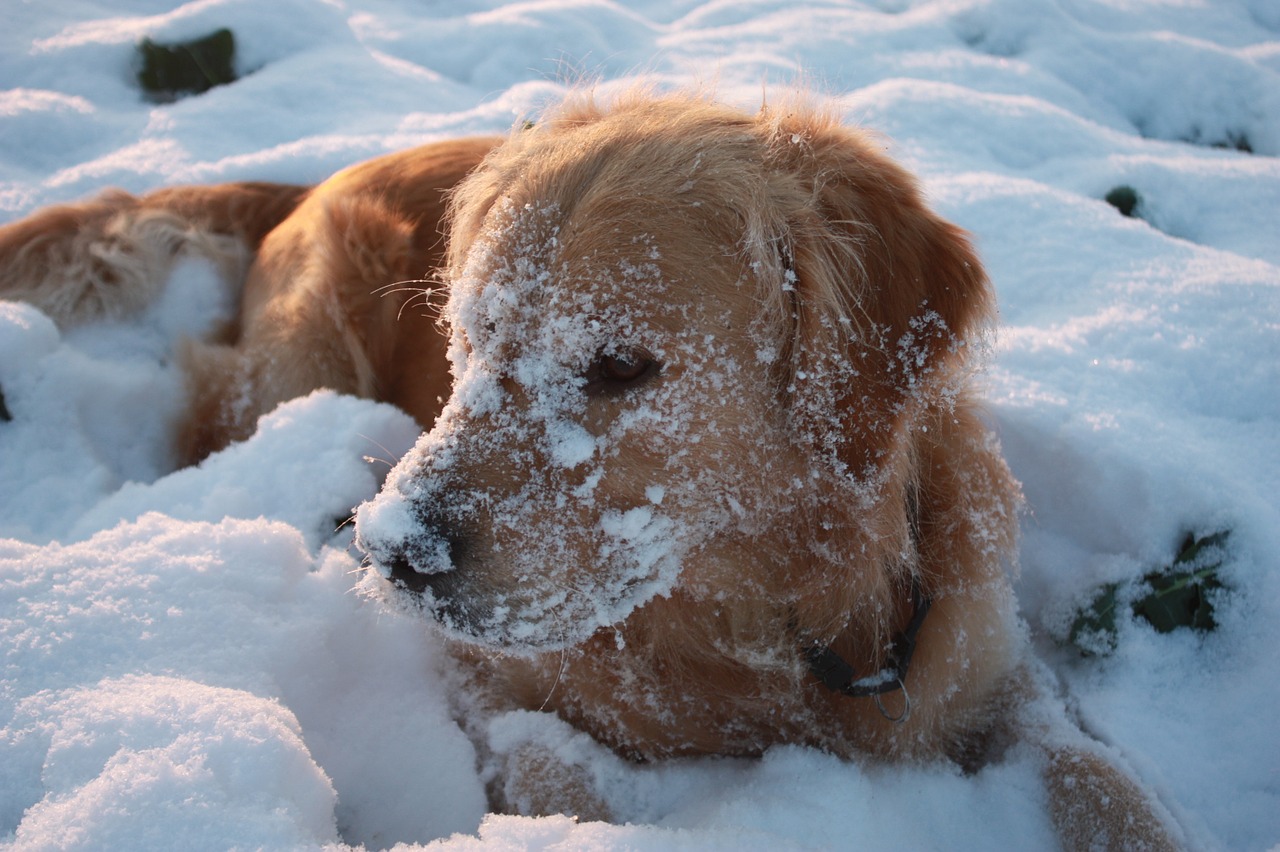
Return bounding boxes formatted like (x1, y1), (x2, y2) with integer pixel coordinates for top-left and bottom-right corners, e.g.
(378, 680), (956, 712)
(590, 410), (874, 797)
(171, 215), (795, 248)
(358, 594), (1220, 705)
(2, 0), (1278, 849)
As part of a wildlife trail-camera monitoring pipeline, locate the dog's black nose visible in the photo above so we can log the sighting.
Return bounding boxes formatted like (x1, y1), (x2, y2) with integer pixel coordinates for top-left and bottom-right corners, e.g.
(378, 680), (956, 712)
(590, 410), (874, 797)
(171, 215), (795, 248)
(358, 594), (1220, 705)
(384, 550), (434, 595)
(380, 530), (466, 597)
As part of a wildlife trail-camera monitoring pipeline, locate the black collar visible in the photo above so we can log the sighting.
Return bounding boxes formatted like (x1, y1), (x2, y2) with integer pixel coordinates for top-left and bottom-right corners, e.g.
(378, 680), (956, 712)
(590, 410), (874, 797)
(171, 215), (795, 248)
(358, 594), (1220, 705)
(804, 574), (931, 699)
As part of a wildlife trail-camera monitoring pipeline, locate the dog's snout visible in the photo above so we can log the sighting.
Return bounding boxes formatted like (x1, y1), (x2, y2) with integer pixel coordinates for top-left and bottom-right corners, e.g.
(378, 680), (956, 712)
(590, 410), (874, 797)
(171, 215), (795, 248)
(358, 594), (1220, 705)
(375, 517), (491, 638)
(383, 548), (435, 595)
(379, 521), (467, 597)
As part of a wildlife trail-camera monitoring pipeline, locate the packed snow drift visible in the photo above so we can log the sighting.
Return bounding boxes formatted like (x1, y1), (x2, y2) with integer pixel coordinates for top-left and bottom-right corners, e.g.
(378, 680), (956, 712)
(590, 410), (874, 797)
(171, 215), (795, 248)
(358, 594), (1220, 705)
(2, 1), (1278, 849)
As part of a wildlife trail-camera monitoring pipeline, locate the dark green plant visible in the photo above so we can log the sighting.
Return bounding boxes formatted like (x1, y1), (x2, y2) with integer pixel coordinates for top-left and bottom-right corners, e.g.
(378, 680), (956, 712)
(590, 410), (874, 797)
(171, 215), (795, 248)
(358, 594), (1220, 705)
(1211, 132), (1253, 154)
(1068, 530), (1229, 656)
(137, 28), (237, 100)
(1104, 185), (1142, 218)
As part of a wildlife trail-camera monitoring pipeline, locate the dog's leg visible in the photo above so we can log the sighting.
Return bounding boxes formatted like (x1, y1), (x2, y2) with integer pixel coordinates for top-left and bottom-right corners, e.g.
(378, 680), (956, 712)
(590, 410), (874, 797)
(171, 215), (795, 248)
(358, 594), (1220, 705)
(0, 183), (307, 329)
(1044, 745), (1180, 852)
(172, 193), (415, 466)
(1007, 666), (1182, 851)
(477, 709), (617, 823)
(495, 741), (615, 823)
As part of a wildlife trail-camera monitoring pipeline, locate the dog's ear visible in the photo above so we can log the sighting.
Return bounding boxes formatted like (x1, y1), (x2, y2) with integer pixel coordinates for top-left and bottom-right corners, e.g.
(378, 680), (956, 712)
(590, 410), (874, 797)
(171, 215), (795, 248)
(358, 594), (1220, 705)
(756, 109), (993, 490)
(442, 155), (510, 281)
(314, 193), (416, 390)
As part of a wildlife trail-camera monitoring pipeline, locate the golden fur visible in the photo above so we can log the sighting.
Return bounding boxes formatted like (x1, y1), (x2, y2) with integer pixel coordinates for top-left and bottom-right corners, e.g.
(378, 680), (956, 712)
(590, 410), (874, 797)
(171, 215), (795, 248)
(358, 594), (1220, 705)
(0, 136), (498, 465)
(1, 92), (1178, 850)
(419, 93), (1020, 761)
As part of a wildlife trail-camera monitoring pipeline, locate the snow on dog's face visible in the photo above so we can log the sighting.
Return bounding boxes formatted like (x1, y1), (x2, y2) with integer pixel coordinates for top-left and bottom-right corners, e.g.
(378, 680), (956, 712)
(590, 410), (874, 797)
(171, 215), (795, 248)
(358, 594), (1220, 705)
(357, 94), (993, 656)
(358, 192), (811, 650)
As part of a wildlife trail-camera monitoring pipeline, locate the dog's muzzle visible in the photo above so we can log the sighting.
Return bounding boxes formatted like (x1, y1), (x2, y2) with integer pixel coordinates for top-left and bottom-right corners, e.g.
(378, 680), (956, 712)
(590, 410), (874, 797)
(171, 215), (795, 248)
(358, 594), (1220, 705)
(378, 534), (460, 596)
(356, 487), (457, 585)
(355, 488), (509, 639)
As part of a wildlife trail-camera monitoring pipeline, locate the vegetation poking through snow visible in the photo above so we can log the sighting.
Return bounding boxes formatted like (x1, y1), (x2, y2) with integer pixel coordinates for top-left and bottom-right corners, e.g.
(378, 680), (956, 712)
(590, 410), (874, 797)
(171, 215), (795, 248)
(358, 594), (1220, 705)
(1104, 185), (1142, 219)
(1069, 530), (1230, 656)
(137, 28), (237, 101)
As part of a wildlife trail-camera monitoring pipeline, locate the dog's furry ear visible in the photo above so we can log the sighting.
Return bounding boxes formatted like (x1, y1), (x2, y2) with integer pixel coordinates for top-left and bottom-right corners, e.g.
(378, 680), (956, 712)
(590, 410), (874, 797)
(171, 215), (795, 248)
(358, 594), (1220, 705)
(313, 193), (416, 388)
(752, 108), (993, 492)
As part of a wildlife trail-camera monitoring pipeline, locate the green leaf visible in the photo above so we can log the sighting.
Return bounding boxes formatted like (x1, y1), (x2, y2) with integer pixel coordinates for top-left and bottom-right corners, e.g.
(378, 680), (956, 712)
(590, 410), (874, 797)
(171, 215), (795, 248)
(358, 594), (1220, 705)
(1171, 530), (1231, 567)
(1068, 581), (1120, 656)
(1131, 531), (1227, 634)
(1067, 530), (1229, 656)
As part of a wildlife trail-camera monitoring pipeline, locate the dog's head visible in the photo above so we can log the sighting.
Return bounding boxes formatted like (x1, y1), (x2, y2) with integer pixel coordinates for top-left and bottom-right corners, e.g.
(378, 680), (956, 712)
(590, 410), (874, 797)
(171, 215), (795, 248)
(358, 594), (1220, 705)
(356, 93), (994, 656)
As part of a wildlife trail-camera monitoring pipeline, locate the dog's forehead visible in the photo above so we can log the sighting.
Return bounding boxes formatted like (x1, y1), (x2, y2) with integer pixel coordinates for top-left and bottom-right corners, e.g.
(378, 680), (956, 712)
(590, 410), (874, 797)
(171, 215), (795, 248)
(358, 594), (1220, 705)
(454, 193), (747, 351)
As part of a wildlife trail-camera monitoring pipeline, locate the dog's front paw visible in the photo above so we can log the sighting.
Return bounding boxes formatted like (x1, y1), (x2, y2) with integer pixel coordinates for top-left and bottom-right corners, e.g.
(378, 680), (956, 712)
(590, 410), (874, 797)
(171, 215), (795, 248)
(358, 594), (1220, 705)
(1045, 746), (1180, 852)
(482, 710), (618, 823)
(495, 741), (614, 822)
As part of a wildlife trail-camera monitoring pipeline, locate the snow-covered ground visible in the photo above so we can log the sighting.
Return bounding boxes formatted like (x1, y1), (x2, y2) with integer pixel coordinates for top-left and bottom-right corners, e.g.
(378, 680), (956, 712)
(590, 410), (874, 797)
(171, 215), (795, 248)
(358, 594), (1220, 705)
(2, 1), (1278, 849)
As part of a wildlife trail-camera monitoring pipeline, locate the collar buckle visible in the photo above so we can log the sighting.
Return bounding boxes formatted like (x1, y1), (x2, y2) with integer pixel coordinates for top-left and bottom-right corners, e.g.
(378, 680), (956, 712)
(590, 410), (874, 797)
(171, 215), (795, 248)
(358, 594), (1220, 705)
(804, 575), (932, 722)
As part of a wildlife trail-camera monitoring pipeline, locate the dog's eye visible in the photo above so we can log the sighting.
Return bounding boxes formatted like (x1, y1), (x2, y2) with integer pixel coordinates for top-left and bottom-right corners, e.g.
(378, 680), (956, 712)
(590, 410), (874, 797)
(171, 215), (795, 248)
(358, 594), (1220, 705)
(585, 349), (659, 395)
(600, 354), (650, 382)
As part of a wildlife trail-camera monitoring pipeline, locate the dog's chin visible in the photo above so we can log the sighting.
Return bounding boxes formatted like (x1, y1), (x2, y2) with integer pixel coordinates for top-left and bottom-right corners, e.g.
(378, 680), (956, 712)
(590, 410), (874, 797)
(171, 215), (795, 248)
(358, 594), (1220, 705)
(384, 556), (677, 656)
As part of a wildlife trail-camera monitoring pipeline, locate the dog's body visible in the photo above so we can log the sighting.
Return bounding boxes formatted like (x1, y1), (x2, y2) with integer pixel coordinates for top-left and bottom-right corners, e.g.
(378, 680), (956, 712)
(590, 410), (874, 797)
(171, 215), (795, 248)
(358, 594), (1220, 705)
(2, 93), (1178, 850)
(0, 136), (498, 465)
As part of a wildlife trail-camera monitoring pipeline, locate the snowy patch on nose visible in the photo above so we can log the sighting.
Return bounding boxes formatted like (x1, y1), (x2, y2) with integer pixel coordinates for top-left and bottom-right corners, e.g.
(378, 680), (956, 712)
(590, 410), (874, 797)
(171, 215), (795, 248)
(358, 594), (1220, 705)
(354, 477), (453, 580)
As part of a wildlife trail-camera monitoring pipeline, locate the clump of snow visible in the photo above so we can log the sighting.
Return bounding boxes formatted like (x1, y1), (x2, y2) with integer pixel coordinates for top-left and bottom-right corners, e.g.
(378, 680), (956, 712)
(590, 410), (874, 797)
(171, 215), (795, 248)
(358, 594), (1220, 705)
(0, 514), (486, 849)
(5, 675), (339, 850)
(3, 0), (1279, 849)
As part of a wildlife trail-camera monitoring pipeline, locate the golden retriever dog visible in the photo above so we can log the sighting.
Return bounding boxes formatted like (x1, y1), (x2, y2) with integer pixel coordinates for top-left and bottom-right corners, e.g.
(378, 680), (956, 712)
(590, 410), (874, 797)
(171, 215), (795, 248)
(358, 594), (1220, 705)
(353, 92), (1181, 850)
(0, 135), (498, 465)
(1, 90), (1178, 849)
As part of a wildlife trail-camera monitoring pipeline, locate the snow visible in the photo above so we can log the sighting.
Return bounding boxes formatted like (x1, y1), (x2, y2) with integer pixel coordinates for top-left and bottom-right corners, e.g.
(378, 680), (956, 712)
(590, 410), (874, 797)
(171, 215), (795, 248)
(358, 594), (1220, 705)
(2, 0), (1278, 849)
